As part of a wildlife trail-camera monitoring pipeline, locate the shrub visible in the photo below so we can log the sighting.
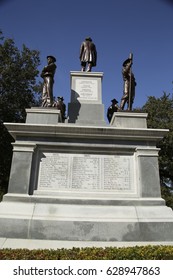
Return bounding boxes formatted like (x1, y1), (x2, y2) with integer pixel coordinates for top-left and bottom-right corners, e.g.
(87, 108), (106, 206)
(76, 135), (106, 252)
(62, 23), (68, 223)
(0, 246), (173, 260)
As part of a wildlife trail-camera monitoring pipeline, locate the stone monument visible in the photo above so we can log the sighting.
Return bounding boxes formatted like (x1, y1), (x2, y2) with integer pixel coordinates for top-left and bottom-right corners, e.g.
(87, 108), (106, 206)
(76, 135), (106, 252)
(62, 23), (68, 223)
(0, 70), (173, 245)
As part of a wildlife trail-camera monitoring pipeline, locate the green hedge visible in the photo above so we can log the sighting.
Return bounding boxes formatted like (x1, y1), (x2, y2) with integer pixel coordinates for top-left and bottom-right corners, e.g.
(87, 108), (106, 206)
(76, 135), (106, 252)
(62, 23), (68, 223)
(0, 246), (173, 260)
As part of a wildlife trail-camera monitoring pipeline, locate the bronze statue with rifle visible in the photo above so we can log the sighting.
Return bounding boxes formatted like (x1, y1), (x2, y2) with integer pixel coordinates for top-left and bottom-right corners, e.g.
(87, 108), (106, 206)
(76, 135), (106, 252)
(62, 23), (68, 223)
(120, 53), (136, 110)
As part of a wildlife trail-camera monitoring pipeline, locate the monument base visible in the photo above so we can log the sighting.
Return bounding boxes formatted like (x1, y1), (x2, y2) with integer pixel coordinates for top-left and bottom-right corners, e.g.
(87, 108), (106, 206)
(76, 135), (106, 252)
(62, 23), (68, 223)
(0, 197), (173, 241)
(1, 108), (173, 244)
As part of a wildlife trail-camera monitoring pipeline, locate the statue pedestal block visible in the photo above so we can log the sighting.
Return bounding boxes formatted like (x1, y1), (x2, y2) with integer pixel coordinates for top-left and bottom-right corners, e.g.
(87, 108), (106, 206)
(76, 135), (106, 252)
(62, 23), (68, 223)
(26, 108), (62, 124)
(111, 112), (148, 128)
(68, 71), (106, 125)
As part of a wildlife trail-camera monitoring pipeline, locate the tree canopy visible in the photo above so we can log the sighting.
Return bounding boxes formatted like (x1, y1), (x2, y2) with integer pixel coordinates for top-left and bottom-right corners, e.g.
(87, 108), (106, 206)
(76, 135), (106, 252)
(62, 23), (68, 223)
(142, 93), (173, 188)
(141, 93), (173, 209)
(0, 31), (41, 194)
(0, 31), (41, 122)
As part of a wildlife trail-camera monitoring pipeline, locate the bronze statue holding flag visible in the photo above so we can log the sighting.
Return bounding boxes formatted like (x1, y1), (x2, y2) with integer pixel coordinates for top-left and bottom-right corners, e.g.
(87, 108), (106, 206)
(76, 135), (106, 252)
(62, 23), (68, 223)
(120, 53), (136, 111)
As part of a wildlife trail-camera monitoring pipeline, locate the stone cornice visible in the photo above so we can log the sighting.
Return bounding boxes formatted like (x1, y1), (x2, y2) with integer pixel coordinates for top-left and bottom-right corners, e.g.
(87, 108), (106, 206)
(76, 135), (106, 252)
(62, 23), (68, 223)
(4, 122), (169, 142)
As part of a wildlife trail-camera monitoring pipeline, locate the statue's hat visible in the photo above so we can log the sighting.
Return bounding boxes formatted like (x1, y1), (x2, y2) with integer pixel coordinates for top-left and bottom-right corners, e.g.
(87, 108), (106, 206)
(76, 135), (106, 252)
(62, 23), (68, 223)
(85, 37), (92, 41)
(47, 55), (56, 62)
(111, 98), (118, 103)
(58, 96), (64, 101)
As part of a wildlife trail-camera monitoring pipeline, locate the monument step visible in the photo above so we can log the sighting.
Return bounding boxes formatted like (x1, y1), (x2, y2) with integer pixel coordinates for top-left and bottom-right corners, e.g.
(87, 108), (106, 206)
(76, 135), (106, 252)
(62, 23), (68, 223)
(3, 193), (166, 206)
(0, 201), (173, 242)
(1, 237), (173, 249)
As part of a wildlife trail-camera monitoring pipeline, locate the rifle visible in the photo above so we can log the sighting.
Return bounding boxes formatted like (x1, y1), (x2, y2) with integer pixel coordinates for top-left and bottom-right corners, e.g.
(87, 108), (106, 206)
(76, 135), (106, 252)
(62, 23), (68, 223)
(128, 53), (133, 110)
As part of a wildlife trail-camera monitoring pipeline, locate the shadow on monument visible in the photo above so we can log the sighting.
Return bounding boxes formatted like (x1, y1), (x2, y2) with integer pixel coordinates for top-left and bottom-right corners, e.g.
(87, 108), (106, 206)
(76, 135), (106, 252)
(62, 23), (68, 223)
(29, 151), (46, 195)
(68, 90), (81, 123)
(122, 223), (170, 241)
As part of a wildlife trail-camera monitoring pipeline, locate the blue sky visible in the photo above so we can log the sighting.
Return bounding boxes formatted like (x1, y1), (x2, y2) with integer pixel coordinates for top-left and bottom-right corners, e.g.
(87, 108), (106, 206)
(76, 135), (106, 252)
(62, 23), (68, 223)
(1, 0), (173, 119)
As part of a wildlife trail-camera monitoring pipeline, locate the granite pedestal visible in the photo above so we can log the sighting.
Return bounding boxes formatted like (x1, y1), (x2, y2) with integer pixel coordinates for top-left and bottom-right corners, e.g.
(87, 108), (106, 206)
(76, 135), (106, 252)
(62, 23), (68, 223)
(26, 107), (62, 124)
(68, 71), (106, 125)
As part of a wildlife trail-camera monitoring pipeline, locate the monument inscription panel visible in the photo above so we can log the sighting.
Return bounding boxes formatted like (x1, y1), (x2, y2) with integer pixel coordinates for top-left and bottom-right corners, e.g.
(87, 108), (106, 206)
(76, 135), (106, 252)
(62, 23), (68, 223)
(37, 152), (135, 194)
(75, 79), (98, 101)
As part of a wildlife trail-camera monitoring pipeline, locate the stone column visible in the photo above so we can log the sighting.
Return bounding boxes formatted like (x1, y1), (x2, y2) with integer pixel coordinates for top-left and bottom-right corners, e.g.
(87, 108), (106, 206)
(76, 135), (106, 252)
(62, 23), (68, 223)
(136, 148), (161, 197)
(7, 142), (36, 194)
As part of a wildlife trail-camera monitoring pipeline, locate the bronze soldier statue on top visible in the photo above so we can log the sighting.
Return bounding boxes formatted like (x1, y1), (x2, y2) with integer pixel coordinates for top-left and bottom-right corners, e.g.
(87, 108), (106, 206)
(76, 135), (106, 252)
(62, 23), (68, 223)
(107, 98), (119, 123)
(79, 37), (97, 72)
(120, 53), (136, 111)
(41, 55), (57, 107)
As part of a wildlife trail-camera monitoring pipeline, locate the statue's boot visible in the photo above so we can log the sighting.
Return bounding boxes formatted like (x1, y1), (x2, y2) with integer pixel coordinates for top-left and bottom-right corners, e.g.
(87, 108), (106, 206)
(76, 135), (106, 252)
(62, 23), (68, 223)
(86, 63), (92, 72)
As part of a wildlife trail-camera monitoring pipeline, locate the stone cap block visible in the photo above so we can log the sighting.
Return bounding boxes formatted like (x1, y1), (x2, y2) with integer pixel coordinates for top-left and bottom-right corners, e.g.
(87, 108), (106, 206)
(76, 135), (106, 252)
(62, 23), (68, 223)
(110, 112), (148, 128)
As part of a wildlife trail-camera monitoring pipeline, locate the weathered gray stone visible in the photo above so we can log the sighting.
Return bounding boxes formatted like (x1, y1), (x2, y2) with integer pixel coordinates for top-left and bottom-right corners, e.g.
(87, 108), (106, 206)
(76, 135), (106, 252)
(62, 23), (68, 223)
(111, 112), (147, 128)
(26, 108), (62, 124)
(8, 143), (36, 194)
(1, 238), (173, 249)
(0, 202), (173, 241)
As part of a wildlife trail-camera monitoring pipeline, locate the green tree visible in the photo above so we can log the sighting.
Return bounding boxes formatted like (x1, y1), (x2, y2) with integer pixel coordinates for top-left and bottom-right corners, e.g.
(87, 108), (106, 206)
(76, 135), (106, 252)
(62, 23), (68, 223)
(0, 31), (41, 197)
(141, 92), (173, 209)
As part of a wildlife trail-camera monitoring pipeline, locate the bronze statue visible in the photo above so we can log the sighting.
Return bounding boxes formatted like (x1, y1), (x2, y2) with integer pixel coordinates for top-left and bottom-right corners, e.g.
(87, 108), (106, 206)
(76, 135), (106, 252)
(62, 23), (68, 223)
(120, 53), (136, 111)
(53, 96), (66, 122)
(41, 55), (57, 107)
(107, 98), (119, 123)
(79, 37), (97, 72)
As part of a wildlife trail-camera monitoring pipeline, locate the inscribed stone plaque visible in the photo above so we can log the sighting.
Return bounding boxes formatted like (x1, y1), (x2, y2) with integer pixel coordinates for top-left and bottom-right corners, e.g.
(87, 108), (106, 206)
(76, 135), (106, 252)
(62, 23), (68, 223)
(37, 152), (135, 194)
(75, 79), (98, 101)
